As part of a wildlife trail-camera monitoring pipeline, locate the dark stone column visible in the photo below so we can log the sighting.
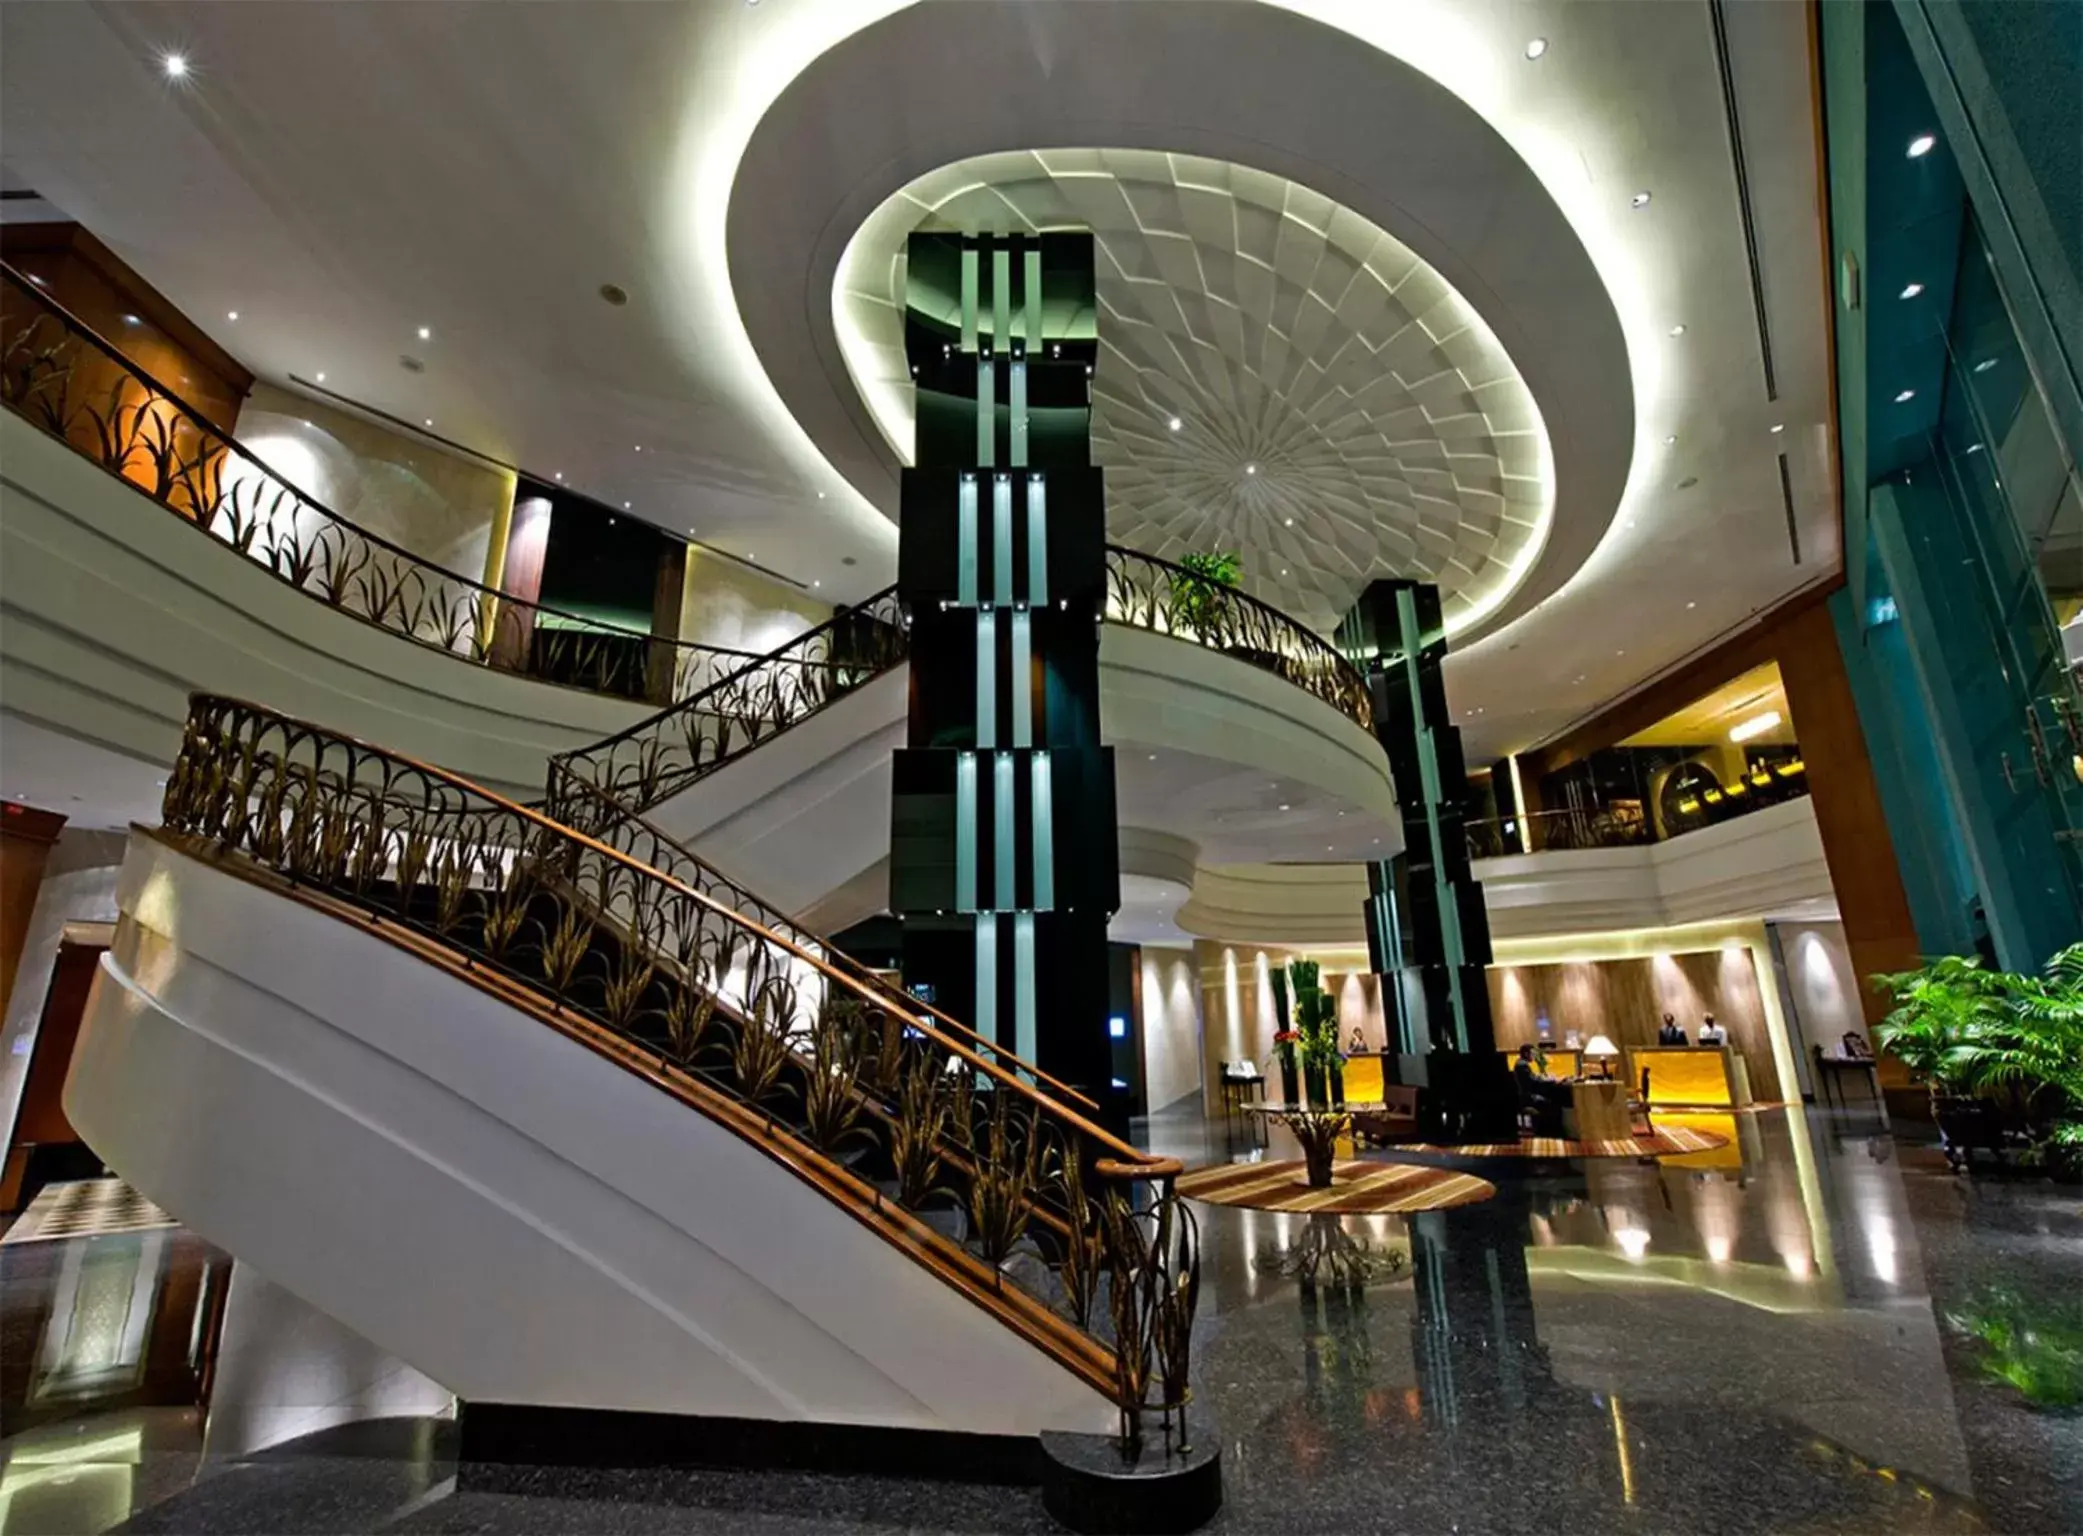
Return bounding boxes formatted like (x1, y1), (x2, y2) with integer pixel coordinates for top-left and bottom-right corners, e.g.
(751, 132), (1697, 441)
(888, 234), (1121, 1114)
(1345, 579), (1514, 1141)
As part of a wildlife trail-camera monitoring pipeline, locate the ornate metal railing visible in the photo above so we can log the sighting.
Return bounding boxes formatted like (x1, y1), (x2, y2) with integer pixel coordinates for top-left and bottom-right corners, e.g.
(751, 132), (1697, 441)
(1103, 545), (1374, 731)
(547, 589), (910, 817)
(163, 693), (1197, 1446)
(0, 264), (767, 706)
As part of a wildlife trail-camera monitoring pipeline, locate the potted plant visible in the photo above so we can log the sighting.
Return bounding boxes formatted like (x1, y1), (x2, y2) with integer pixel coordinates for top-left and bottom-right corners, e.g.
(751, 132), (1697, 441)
(1273, 1029), (1301, 1106)
(1288, 959), (1344, 1108)
(1872, 944), (2083, 1176)
(1172, 549), (1241, 637)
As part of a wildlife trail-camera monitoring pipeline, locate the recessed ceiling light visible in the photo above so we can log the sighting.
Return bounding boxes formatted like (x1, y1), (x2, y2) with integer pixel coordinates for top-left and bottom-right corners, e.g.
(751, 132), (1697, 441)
(1525, 38), (1548, 59)
(812, 579), (821, 588)
(226, 310), (239, 322)
(25, 273), (45, 287)
(1895, 389), (1916, 403)
(1279, 804), (1290, 811)
(1663, 434), (1677, 446)
(1167, 416), (1182, 432)
(1687, 600), (1697, 609)
(633, 444), (642, 452)
(1907, 134), (1937, 158)
(554, 472), (563, 481)
(1899, 281), (1925, 300)
(1769, 423), (1785, 434)
(1965, 443), (1984, 455)
(1973, 358), (1997, 373)
(1245, 463), (1257, 475)
(1148, 753), (1158, 761)
(161, 53), (188, 80)
(622, 500), (631, 509)
(816, 490), (826, 499)
(121, 313), (141, 326)
(1281, 568), (1288, 575)
(1630, 191), (1652, 209)
(1284, 517), (1294, 527)
(1668, 323), (1686, 337)
(314, 371), (326, 383)
(423, 417), (433, 427)
(417, 326), (432, 341)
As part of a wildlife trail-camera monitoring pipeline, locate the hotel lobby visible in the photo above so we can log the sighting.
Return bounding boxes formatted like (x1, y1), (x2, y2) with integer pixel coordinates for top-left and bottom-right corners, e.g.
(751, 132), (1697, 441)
(0, 1), (2078, 1531)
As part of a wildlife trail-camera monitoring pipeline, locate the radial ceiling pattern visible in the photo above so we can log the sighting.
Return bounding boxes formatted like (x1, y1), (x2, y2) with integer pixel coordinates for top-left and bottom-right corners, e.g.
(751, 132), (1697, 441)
(838, 150), (1552, 633)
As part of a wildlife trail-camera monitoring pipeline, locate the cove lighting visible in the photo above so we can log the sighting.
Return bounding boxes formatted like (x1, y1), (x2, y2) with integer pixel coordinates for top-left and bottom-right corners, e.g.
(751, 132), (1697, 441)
(1907, 134), (1937, 158)
(1729, 710), (1782, 743)
(1899, 281), (1924, 299)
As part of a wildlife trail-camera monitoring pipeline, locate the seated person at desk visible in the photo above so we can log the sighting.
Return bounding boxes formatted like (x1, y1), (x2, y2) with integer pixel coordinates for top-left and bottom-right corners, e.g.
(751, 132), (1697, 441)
(1348, 1026), (1367, 1056)
(1513, 1045), (1570, 1132)
(1657, 1014), (1688, 1045)
(1698, 1013), (1728, 1046)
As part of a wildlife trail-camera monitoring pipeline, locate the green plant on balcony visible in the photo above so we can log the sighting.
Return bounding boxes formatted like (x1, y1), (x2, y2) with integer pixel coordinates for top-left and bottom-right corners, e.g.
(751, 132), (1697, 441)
(1172, 549), (1241, 636)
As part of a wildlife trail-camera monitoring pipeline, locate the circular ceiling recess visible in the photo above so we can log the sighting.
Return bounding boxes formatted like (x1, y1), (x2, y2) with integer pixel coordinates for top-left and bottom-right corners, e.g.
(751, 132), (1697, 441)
(724, 0), (1630, 644)
(836, 149), (1553, 634)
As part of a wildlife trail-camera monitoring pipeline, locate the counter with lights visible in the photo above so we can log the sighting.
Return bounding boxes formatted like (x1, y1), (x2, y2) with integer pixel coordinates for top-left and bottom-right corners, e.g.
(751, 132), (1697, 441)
(1630, 1045), (1752, 1108)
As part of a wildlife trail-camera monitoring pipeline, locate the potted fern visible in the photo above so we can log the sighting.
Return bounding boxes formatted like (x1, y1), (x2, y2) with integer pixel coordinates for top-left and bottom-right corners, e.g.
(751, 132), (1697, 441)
(1172, 549), (1241, 638)
(1872, 944), (2083, 1178)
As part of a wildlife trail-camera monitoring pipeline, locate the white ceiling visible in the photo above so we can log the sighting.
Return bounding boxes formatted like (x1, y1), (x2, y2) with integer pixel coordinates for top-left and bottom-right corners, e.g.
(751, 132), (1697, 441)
(837, 149), (1551, 635)
(0, 0), (1837, 766)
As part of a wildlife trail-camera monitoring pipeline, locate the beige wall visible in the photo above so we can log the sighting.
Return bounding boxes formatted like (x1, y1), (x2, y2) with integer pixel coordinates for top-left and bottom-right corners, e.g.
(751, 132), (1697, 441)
(679, 550), (832, 657)
(236, 383), (516, 583)
(1773, 919), (1868, 1058)
(1192, 940), (1391, 1113)
(1137, 945), (1202, 1113)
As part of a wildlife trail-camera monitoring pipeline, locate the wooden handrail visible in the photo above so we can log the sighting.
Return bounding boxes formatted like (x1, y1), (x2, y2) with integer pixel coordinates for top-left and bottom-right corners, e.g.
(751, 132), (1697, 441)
(182, 692), (1166, 1174)
(150, 827), (1120, 1399)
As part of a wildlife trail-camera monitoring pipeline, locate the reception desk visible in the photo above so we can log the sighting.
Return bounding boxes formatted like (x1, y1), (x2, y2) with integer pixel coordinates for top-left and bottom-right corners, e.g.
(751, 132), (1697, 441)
(1632, 1045), (1752, 1108)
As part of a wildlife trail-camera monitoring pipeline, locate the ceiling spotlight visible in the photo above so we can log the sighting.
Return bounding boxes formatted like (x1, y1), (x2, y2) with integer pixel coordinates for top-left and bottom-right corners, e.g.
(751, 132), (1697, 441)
(554, 472), (564, 481)
(1284, 517), (1294, 527)
(226, 310), (239, 322)
(1895, 389), (1916, 403)
(1769, 423), (1785, 434)
(633, 444), (642, 452)
(812, 579), (821, 588)
(1148, 753), (1158, 761)
(1973, 357), (1997, 373)
(314, 371), (326, 383)
(1630, 191), (1652, 209)
(622, 500), (631, 509)
(25, 273), (45, 287)
(1525, 38), (1548, 59)
(1245, 463), (1257, 475)
(423, 417), (433, 427)
(1907, 134), (1937, 159)
(1668, 323), (1686, 336)
(1687, 600), (1697, 609)
(161, 53), (188, 80)
(1167, 416), (1182, 432)
(417, 326), (432, 341)
(122, 313), (141, 326)
(1663, 434), (1677, 446)
(1899, 281), (1925, 299)
(1279, 803), (1291, 811)
(816, 490), (826, 499)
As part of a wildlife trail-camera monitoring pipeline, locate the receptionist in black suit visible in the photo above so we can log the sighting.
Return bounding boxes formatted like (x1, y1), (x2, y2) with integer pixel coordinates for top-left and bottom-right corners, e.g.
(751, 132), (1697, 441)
(1657, 1014), (1688, 1045)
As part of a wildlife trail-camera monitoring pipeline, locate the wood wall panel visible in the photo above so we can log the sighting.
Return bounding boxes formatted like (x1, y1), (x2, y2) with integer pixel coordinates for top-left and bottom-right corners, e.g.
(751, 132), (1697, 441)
(1487, 946), (1783, 1099)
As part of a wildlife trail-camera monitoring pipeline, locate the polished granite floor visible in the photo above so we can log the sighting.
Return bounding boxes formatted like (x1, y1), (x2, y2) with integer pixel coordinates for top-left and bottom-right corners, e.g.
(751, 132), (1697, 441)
(2, 1104), (2077, 1534)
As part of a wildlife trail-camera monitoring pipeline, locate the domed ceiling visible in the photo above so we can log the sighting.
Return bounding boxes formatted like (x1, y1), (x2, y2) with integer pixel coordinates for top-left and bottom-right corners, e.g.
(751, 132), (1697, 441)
(836, 148), (1554, 634)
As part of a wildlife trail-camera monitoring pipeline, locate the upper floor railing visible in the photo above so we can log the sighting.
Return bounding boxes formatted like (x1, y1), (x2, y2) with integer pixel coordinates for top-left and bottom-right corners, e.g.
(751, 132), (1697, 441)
(1463, 756), (1811, 859)
(1103, 545), (1374, 731)
(163, 693), (1197, 1448)
(0, 264), (765, 707)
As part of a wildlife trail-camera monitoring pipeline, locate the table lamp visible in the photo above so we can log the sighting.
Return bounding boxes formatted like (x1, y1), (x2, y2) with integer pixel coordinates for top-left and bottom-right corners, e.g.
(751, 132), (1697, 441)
(1584, 1034), (1620, 1080)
